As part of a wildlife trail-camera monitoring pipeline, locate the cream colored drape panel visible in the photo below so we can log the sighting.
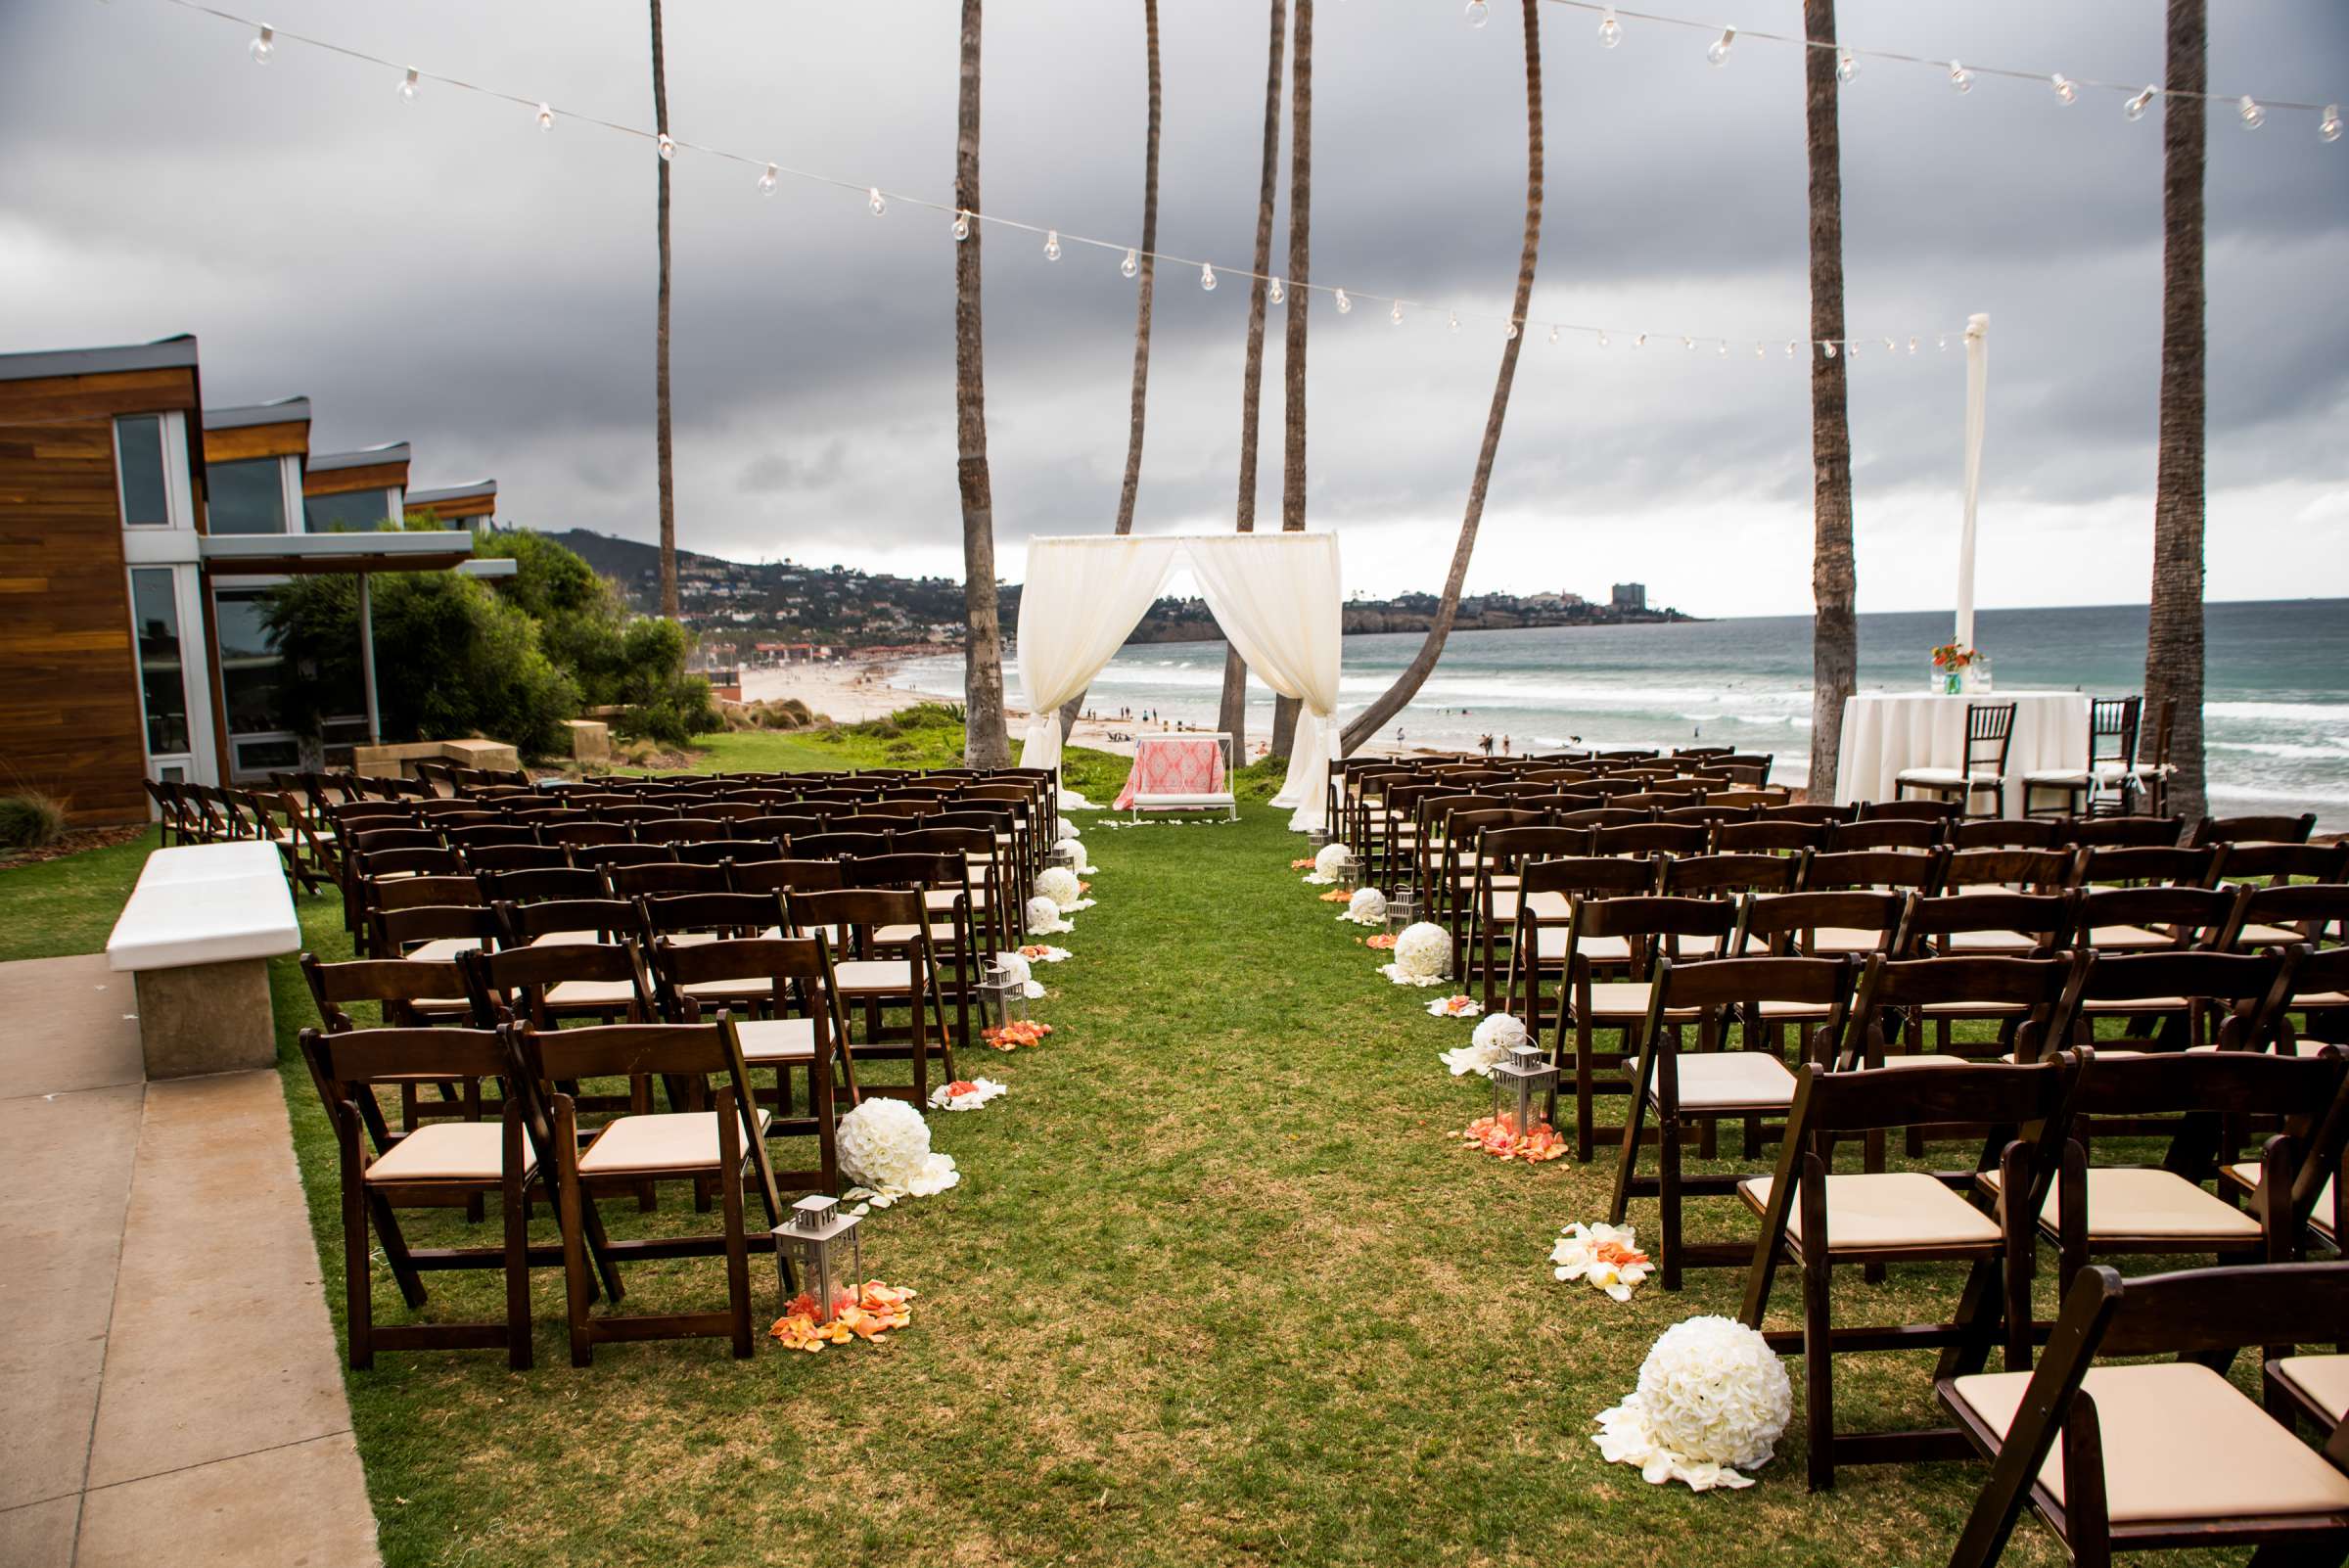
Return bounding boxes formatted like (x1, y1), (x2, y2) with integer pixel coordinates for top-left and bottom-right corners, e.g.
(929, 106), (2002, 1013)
(1013, 531), (1344, 831)
(1014, 535), (1183, 775)
(1956, 311), (1990, 651)
(1179, 531), (1343, 834)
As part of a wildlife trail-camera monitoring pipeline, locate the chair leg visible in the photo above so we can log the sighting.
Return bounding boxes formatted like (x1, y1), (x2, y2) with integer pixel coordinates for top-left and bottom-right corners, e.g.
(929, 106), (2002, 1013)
(342, 1133), (374, 1371)
(503, 1163), (533, 1371)
(721, 1146), (752, 1360)
(1799, 1157), (1835, 1492)
(1657, 1114), (1684, 1291)
(554, 1100), (594, 1368)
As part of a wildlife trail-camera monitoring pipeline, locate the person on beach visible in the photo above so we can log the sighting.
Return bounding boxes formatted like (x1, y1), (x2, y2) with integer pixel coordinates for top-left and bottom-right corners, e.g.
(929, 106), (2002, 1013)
(1501, 735), (1511, 757)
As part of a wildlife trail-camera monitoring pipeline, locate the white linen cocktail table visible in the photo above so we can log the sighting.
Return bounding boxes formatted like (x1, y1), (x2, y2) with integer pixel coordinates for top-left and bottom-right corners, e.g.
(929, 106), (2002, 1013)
(1834, 691), (2088, 819)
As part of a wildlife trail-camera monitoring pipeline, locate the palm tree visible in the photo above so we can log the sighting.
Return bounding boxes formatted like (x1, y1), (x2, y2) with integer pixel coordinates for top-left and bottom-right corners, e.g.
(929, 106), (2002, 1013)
(1269, 0), (1313, 759)
(1059, 0), (1163, 743)
(2145, 0), (2208, 819)
(1341, 0), (1543, 753)
(1217, 0), (1289, 750)
(1801, 0), (1855, 803)
(650, 0), (678, 621)
(954, 0), (1010, 767)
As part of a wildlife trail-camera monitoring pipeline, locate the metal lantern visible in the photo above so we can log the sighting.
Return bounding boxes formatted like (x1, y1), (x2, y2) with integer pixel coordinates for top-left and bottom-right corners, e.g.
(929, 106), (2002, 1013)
(774, 1194), (863, 1324)
(1307, 827), (1330, 853)
(1044, 841), (1078, 873)
(1491, 1041), (1558, 1139)
(1385, 882), (1422, 935)
(978, 955), (1028, 1030)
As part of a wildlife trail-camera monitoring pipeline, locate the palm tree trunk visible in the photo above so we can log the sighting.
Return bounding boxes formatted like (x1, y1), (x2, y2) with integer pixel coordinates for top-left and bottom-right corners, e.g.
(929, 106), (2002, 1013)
(954, 0), (1010, 767)
(650, 0), (678, 622)
(1339, 0), (1542, 755)
(1801, 0), (1855, 804)
(1059, 0), (1162, 744)
(2145, 0), (2207, 820)
(1268, 0), (1313, 759)
(1217, 0), (1289, 753)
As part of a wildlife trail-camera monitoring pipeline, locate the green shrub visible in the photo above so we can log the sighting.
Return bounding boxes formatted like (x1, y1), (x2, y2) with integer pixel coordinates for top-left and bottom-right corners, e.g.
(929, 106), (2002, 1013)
(0, 792), (68, 850)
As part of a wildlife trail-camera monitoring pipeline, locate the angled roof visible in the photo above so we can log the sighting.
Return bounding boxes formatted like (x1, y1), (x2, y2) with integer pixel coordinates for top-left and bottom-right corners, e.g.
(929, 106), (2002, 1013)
(405, 480), (496, 506)
(203, 396), (312, 430)
(0, 334), (201, 384)
(308, 442), (412, 473)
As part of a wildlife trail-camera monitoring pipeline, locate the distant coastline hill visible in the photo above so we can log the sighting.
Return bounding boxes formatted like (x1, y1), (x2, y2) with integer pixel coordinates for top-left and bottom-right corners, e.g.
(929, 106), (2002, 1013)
(534, 528), (1698, 655)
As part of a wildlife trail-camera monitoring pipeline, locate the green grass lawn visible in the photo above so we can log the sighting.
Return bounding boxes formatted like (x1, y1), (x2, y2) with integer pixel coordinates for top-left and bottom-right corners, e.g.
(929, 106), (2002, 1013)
(0, 825), (159, 962)
(0, 752), (2256, 1566)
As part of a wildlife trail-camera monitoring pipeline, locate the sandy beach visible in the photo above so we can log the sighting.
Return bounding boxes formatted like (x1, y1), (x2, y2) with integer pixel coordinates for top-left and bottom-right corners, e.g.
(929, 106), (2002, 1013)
(738, 655), (1196, 760)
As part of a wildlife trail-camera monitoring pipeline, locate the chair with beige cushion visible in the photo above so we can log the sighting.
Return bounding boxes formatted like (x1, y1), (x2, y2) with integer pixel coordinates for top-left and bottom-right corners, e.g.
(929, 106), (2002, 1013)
(1896, 702), (2018, 819)
(1939, 1261), (2349, 1568)
(299, 953), (484, 1169)
(1607, 954), (1856, 1289)
(503, 1020), (784, 1366)
(844, 851), (978, 1054)
(786, 886), (949, 1104)
(1738, 1057), (2076, 1491)
(1550, 894), (1739, 1164)
(1502, 853), (1658, 1044)
(2068, 883), (2239, 957)
(632, 891), (791, 1015)
(2229, 881), (2349, 958)
(1469, 825), (1594, 1012)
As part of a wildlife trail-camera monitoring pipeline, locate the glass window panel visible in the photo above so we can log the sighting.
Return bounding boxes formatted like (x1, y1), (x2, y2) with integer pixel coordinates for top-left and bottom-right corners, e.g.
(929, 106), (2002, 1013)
(130, 568), (191, 756)
(115, 415), (170, 527)
(214, 588), (288, 736)
(233, 737), (301, 773)
(304, 487), (396, 532)
(207, 457), (289, 535)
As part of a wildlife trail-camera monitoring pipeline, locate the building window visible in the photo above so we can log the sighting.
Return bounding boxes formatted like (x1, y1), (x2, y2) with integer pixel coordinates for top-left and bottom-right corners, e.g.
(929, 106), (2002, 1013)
(115, 415), (171, 527)
(214, 586), (287, 737)
(304, 487), (398, 532)
(129, 567), (192, 756)
(208, 457), (290, 534)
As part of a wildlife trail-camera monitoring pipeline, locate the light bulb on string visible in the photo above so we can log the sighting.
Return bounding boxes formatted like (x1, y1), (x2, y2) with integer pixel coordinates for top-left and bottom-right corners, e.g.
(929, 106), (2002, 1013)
(1548, 325), (1559, 345)
(657, 133), (675, 161)
(1463, 0), (1489, 27)
(1786, 340), (1797, 358)
(1044, 229), (1062, 261)
(1447, 310), (1459, 332)
(397, 67), (419, 103)
(1823, 342), (1839, 359)
(1848, 339), (1861, 357)
(1633, 332), (1646, 349)
(1391, 300), (1405, 325)
(1596, 330), (1609, 347)
(1882, 337), (1895, 351)
(1121, 249), (1139, 278)
(1269, 276), (1285, 302)
(1706, 26), (1734, 67)
(952, 209), (971, 242)
(1754, 342), (1765, 358)
(1597, 7), (1621, 48)
(1836, 47), (1857, 83)
(2238, 96), (2264, 130)
(2125, 85), (2157, 121)
(758, 163), (778, 196)
(249, 23), (273, 65)
(2324, 105), (2344, 144)
(1717, 340), (1728, 356)
(1200, 262), (1217, 292)
(2050, 73), (2077, 106)
(1335, 289), (1352, 314)
(1948, 60), (1971, 94)
(1908, 336), (1918, 355)
(868, 187), (886, 216)
(1505, 321), (1519, 342)
(1938, 334), (1949, 350)
(1681, 335), (1695, 350)
(535, 102), (555, 131)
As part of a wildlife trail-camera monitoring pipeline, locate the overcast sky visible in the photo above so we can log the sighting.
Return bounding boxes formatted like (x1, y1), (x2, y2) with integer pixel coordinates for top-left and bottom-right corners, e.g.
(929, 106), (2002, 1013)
(5, 0), (2344, 616)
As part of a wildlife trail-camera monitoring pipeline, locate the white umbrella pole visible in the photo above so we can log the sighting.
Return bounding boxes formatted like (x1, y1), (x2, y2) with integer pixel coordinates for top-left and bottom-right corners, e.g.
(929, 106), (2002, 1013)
(1957, 312), (1990, 650)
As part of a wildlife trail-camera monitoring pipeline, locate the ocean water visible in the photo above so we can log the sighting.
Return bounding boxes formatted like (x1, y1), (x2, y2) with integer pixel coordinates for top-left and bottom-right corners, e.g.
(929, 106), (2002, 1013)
(898, 600), (2349, 827)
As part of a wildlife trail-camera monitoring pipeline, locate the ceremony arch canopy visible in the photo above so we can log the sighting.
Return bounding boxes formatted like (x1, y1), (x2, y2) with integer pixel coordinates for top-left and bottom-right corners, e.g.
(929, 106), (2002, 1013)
(1015, 532), (1342, 832)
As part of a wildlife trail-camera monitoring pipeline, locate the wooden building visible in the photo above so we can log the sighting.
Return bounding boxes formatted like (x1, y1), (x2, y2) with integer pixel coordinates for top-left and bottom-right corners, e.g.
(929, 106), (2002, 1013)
(405, 479), (497, 528)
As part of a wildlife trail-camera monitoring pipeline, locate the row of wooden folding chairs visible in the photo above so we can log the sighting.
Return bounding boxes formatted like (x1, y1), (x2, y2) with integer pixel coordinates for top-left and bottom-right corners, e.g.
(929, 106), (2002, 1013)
(142, 776), (335, 892)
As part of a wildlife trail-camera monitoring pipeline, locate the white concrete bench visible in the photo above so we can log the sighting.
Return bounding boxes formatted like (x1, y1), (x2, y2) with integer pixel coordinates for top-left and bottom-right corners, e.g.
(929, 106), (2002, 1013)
(107, 842), (300, 1078)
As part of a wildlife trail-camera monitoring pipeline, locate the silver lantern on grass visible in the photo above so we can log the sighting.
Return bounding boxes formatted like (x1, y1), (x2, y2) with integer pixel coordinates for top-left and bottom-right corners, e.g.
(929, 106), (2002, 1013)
(774, 1194), (863, 1324)
(1307, 827), (1330, 853)
(1491, 1041), (1557, 1139)
(1385, 882), (1422, 935)
(1044, 841), (1078, 874)
(978, 954), (1028, 1030)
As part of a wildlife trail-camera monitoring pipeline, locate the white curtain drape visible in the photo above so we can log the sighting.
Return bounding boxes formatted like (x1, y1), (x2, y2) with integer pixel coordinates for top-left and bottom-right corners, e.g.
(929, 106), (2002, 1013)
(1956, 311), (1990, 651)
(1014, 535), (1182, 775)
(1012, 531), (1344, 831)
(1181, 532), (1343, 833)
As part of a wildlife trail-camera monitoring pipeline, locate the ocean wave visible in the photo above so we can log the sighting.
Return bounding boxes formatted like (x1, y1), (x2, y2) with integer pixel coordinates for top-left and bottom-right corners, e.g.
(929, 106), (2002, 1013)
(2207, 740), (2349, 760)
(2206, 701), (2349, 722)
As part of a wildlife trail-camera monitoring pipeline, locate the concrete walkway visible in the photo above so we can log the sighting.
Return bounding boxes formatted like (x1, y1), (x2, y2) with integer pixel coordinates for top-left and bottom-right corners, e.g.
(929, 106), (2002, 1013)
(0, 953), (379, 1568)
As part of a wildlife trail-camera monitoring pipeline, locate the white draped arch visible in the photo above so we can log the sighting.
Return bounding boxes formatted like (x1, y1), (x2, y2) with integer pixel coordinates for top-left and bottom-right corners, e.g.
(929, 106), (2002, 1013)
(1014, 531), (1343, 832)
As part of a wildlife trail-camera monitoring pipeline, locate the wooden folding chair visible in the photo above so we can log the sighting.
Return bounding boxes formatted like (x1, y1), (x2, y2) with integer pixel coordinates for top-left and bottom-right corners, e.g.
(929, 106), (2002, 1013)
(786, 887), (949, 1103)
(1939, 1262), (2349, 1568)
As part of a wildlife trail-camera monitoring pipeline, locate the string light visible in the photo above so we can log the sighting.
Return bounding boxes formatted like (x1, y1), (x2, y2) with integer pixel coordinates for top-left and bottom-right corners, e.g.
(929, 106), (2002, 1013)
(2238, 95), (2265, 130)
(1681, 334), (1695, 350)
(1785, 340), (1797, 358)
(1836, 46), (1857, 83)
(1044, 228), (1062, 260)
(2125, 85), (2157, 121)
(1596, 7), (1621, 48)
(2050, 73), (2077, 106)
(1464, 0), (1489, 26)
(1505, 321), (1519, 341)
(1754, 341), (1765, 357)
(1908, 336), (1918, 354)
(1716, 340), (1727, 355)
(2325, 105), (2345, 144)
(248, 23), (271, 64)
(1948, 60), (1971, 95)
(1706, 26), (1734, 67)
(1447, 309), (1460, 332)
(159, 0), (1973, 363)
(1596, 330), (1609, 347)
(1391, 300), (1405, 325)
(1823, 342), (1839, 358)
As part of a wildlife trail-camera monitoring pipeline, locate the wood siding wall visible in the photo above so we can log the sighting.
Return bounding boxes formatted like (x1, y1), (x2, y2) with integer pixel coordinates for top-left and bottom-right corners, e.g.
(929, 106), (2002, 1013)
(303, 461), (407, 497)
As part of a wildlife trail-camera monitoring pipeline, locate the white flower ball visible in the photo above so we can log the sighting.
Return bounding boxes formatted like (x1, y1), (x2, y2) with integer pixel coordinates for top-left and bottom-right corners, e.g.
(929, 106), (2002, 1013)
(1313, 841), (1354, 880)
(1025, 895), (1071, 936)
(1391, 921), (1452, 984)
(1472, 1012), (1528, 1055)
(1345, 886), (1388, 925)
(836, 1097), (961, 1198)
(1056, 834), (1094, 873)
(1626, 1316), (1790, 1473)
(1036, 866), (1082, 909)
(994, 950), (1044, 999)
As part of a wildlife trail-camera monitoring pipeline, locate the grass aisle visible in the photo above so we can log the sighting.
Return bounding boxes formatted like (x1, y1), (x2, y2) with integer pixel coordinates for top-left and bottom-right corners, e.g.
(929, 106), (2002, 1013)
(280, 802), (2076, 1568)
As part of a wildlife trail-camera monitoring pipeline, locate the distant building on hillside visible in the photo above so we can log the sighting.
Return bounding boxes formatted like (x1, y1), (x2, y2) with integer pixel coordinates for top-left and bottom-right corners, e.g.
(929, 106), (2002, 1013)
(1611, 582), (1647, 613)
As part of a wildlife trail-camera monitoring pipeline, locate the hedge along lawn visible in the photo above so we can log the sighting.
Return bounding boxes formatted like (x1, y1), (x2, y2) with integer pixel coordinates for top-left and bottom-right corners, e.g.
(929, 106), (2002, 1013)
(246, 788), (2143, 1568)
